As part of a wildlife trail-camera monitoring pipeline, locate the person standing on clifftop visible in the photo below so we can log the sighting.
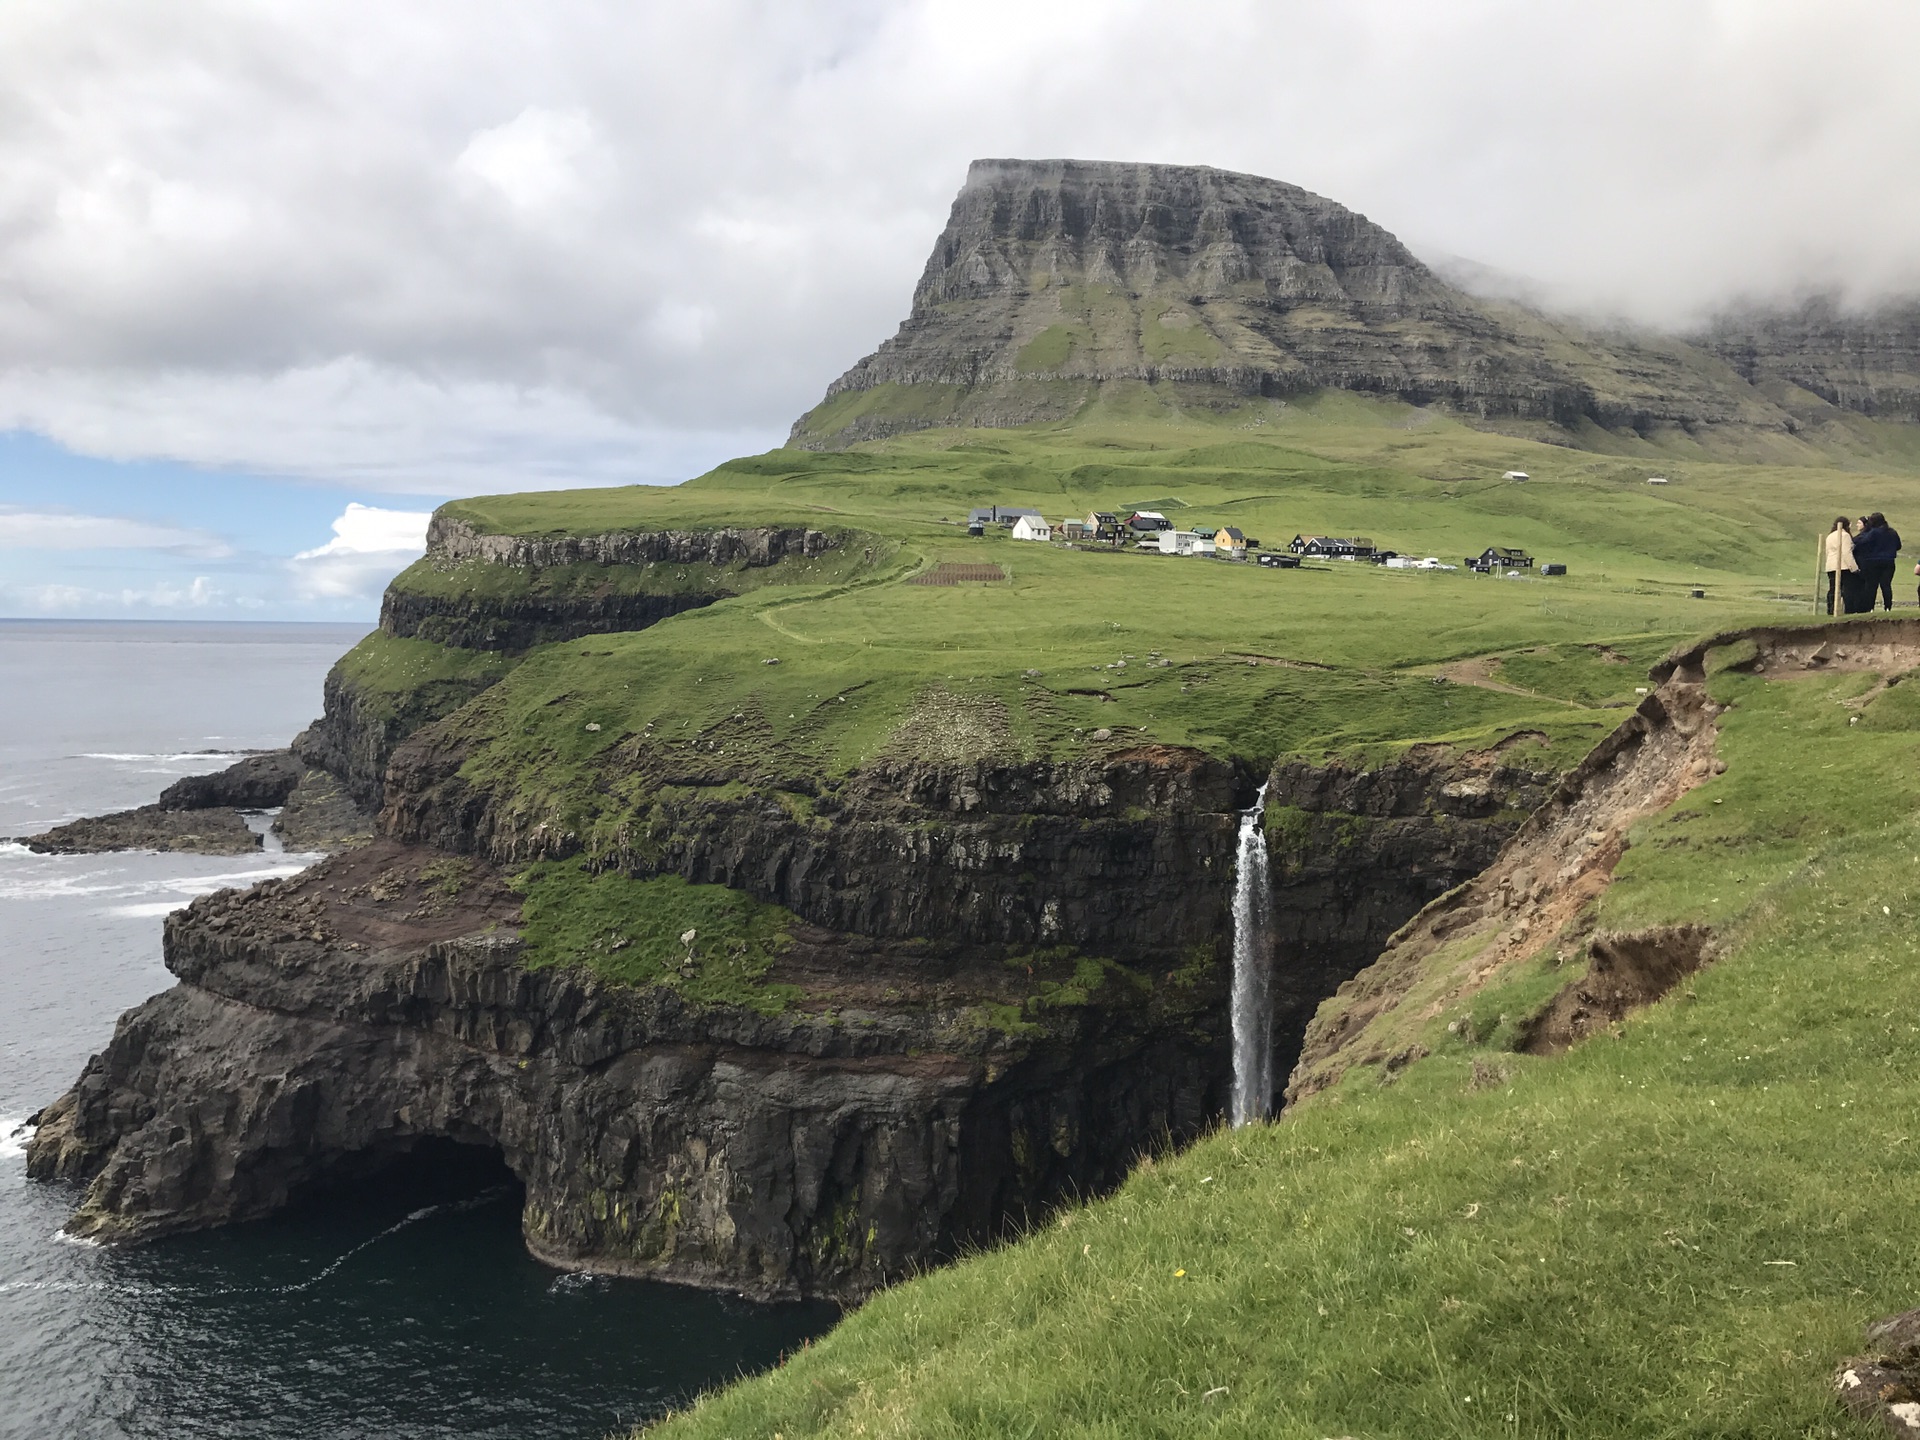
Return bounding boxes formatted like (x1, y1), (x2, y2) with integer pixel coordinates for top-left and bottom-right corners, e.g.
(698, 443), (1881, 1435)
(1824, 517), (1857, 614)
(1853, 511), (1903, 611)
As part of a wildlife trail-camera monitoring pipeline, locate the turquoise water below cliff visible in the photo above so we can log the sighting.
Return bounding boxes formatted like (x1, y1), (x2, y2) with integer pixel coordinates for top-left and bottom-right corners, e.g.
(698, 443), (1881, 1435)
(0, 621), (834, 1439)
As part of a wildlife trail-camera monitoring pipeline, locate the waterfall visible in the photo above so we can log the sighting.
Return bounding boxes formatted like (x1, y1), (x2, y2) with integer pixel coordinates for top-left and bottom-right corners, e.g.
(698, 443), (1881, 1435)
(1230, 781), (1274, 1127)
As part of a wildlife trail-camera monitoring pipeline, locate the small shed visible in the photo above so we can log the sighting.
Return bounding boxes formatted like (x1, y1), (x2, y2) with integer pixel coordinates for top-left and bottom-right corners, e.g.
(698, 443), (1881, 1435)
(1010, 515), (1053, 542)
(1504, 470), (1530, 482)
(1061, 519), (1091, 540)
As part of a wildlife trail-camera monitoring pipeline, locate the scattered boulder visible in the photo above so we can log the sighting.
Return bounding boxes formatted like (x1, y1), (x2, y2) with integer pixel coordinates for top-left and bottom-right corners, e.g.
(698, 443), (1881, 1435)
(274, 770), (374, 853)
(1838, 1310), (1920, 1434)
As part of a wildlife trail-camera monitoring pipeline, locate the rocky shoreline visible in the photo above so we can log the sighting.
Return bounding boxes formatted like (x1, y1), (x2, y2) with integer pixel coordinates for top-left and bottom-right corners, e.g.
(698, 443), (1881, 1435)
(15, 748), (374, 856)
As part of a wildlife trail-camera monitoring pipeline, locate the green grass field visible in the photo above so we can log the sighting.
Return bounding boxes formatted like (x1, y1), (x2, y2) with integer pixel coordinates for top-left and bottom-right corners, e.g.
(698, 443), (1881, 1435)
(375, 395), (1920, 1436)
(398, 395), (1918, 852)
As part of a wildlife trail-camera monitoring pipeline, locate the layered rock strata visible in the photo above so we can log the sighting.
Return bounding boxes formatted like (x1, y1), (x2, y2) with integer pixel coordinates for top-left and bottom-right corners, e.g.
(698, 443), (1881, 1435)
(29, 728), (1551, 1299)
(1698, 296), (1920, 423)
(790, 157), (1798, 448)
(28, 842), (1226, 1301)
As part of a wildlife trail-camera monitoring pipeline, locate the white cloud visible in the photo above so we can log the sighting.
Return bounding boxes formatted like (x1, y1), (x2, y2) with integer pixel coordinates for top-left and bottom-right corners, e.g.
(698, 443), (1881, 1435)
(0, 359), (778, 493)
(0, 507), (231, 555)
(15, 574), (219, 611)
(289, 502), (431, 601)
(294, 503), (433, 560)
(0, 0), (1911, 492)
(455, 107), (600, 213)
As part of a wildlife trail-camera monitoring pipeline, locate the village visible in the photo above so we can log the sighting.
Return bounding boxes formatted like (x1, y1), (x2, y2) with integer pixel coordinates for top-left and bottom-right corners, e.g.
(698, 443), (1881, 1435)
(963, 503), (1563, 576)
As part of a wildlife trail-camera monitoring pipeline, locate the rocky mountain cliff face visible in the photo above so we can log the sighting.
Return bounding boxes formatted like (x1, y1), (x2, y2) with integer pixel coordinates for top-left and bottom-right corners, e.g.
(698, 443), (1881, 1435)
(790, 158), (1918, 450)
(1697, 296), (1920, 423)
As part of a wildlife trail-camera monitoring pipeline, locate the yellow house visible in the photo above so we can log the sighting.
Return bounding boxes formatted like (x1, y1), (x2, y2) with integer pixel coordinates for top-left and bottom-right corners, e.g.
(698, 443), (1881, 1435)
(1214, 526), (1248, 556)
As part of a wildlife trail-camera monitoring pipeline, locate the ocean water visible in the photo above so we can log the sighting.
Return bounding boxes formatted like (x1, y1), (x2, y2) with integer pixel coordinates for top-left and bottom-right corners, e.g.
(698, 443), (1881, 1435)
(0, 621), (834, 1440)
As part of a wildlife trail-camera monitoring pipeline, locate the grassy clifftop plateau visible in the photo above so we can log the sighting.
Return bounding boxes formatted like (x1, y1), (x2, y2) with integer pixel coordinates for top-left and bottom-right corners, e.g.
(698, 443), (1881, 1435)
(340, 391), (1916, 862)
(366, 395), (1914, 841)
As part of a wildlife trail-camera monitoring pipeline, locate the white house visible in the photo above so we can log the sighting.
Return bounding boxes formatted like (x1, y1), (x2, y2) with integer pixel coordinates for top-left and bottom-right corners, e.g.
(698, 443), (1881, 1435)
(1647, 476), (1670, 485)
(1503, 470), (1530, 482)
(1158, 531), (1216, 556)
(1010, 515), (1053, 542)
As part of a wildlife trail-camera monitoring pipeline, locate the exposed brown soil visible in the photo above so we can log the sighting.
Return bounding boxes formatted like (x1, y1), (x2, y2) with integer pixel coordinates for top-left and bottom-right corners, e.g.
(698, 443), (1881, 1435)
(1286, 665), (1725, 1102)
(1289, 616), (1920, 1104)
(1432, 655), (1562, 699)
(1654, 615), (1920, 683)
(189, 838), (521, 952)
(1519, 925), (1717, 1055)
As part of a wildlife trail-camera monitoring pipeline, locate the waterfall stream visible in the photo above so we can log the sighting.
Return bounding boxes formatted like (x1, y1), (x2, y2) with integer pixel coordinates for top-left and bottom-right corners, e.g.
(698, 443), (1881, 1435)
(1230, 782), (1274, 1127)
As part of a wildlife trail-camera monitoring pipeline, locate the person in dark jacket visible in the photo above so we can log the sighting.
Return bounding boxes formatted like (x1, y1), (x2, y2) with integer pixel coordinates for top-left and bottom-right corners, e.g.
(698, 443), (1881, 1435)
(1852, 512), (1903, 611)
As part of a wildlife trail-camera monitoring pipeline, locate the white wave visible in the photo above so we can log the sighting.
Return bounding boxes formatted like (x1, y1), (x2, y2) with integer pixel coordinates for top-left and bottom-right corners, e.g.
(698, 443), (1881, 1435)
(76, 752), (247, 764)
(275, 1205), (442, 1293)
(52, 1229), (102, 1249)
(0, 1116), (35, 1160)
(0, 859), (311, 905)
(106, 900), (191, 919)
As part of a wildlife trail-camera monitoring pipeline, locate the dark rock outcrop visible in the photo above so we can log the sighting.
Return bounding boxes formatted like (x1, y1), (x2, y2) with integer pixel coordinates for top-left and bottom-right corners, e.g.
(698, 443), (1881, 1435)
(291, 661), (501, 814)
(378, 519), (843, 652)
(26, 726), (1552, 1293)
(274, 768), (375, 852)
(157, 750), (305, 810)
(19, 805), (261, 856)
(380, 588), (724, 653)
(422, 516), (836, 571)
(28, 842), (1224, 1301)
(1262, 743), (1554, 1061)
(382, 741), (1253, 961)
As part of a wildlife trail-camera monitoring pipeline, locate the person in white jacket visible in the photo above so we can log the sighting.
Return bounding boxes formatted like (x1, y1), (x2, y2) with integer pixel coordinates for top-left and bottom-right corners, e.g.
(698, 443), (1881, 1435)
(1823, 517), (1857, 614)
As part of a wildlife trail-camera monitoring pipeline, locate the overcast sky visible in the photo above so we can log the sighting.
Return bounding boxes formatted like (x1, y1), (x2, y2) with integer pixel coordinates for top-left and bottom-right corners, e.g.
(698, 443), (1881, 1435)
(3, 0), (1916, 619)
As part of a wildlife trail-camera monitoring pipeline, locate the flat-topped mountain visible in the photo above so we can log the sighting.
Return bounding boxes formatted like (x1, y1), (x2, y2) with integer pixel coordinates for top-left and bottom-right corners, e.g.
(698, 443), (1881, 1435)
(789, 157), (1915, 452)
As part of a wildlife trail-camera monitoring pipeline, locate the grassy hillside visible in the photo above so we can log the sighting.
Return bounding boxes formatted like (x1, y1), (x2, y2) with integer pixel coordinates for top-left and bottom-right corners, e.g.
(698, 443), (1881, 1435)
(404, 395), (1920, 849)
(378, 400), (1918, 1438)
